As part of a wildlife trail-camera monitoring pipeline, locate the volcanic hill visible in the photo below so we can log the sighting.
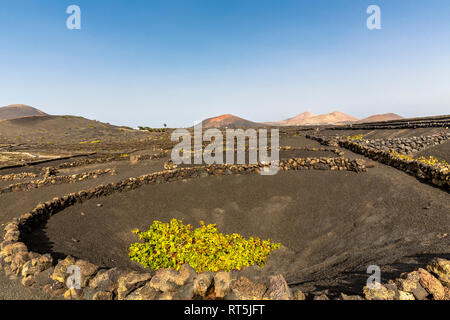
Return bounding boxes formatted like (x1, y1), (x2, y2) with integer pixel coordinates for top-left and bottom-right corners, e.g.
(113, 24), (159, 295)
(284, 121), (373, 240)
(0, 104), (48, 121)
(201, 114), (260, 129)
(271, 111), (359, 126)
(357, 113), (404, 123)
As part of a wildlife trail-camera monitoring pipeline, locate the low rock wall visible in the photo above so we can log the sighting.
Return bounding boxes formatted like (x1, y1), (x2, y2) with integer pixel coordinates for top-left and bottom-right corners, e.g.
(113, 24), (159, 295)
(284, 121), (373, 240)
(339, 140), (449, 189)
(0, 169), (116, 194)
(0, 158), (367, 300)
(306, 134), (449, 190)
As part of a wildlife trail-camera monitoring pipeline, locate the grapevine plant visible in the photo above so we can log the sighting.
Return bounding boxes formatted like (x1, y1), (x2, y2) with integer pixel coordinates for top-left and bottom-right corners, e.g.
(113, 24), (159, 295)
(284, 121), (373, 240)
(389, 150), (449, 167)
(129, 219), (281, 273)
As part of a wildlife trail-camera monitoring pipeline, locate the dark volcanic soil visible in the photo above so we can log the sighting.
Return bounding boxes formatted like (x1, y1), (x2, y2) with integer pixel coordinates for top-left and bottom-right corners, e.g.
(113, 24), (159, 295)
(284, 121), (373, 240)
(23, 157), (450, 295)
(2, 130), (450, 298)
(416, 139), (450, 162)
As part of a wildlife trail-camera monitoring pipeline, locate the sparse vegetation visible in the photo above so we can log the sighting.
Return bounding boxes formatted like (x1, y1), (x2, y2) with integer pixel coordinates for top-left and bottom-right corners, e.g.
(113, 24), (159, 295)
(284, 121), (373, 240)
(129, 219), (281, 273)
(138, 126), (167, 133)
(345, 134), (364, 141)
(389, 150), (449, 167)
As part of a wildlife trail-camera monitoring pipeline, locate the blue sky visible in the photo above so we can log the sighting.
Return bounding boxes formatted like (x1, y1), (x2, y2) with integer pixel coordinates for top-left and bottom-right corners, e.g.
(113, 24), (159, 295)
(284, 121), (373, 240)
(0, 0), (449, 127)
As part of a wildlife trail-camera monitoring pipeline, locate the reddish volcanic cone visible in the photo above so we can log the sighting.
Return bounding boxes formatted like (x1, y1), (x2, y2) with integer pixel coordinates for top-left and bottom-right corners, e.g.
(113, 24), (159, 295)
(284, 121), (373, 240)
(357, 113), (404, 123)
(0, 104), (48, 121)
(201, 114), (260, 129)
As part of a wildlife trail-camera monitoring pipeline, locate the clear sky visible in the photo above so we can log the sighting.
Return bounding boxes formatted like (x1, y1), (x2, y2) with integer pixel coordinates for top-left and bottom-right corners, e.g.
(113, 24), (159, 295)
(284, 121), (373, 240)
(1, 0), (449, 128)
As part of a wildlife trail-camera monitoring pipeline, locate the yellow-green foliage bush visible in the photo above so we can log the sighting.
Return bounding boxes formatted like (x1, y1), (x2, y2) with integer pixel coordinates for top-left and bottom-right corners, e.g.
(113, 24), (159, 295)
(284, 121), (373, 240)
(416, 155), (449, 166)
(389, 150), (449, 167)
(345, 134), (364, 141)
(129, 219), (281, 273)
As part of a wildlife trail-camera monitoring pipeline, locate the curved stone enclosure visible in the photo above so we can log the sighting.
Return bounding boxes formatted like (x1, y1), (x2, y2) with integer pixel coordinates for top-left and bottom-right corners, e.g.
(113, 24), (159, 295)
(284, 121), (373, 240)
(1, 156), (448, 300)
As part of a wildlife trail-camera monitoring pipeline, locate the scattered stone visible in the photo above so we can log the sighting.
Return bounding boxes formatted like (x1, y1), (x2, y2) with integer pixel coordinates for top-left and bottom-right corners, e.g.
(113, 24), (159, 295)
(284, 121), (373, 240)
(64, 287), (82, 300)
(214, 272), (233, 299)
(1, 242), (27, 257)
(89, 268), (123, 292)
(293, 290), (307, 300)
(426, 258), (450, 287)
(10, 251), (31, 274)
(230, 277), (267, 300)
(117, 271), (152, 300)
(74, 259), (99, 287)
(43, 283), (66, 297)
(164, 160), (177, 170)
(34, 267), (54, 286)
(385, 281), (400, 298)
(340, 293), (364, 300)
(396, 271), (429, 300)
(193, 272), (214, 297)
(263, 274), (293, 300)
(92, 291), (114, 300)
(78, 287), (98, 300)
(21, 275), (35, 287)
(43, 167), (58, 178)
(173, 282), (195, 300)
(398, 290), (415, 300)
(172, 264), (197, 286)
(159, 292), (175, 300)
(147, 266), (196, 299)
(51, 256), (76, 283)
(149, 269), (178, 292)
(313, 294), (329, 300)
(418, 268), (447, 300)
(363, 284), (396, 300)
(21, 254), (53, 277)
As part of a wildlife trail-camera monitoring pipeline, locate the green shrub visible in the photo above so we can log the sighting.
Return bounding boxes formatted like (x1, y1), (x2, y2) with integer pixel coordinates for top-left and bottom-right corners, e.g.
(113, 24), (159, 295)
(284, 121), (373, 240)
(129, 219), (281, 273)
(389, 150), (449, 167)
(346, 134), (364, 140)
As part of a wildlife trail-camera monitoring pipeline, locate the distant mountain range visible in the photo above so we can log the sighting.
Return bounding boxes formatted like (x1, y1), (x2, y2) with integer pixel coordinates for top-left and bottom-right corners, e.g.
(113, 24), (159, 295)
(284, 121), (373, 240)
(203, 111), (404, 128)
(267, 111), (360, 126)
(0, 104), (47, 121)
(0, 104), (404, 129)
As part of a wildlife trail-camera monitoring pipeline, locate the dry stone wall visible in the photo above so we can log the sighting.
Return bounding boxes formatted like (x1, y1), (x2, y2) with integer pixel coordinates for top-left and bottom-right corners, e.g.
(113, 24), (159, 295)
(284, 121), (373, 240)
(0, 172), (38, 181)
(0, 157), (368, 300)
(57, 151), (169, 169)
(2, 156), (448, 300)
(349, 132), (449, 155)
(339, 140), (449, 189)
(0, 169), (116, 194)
(306, 134), (450, 190)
